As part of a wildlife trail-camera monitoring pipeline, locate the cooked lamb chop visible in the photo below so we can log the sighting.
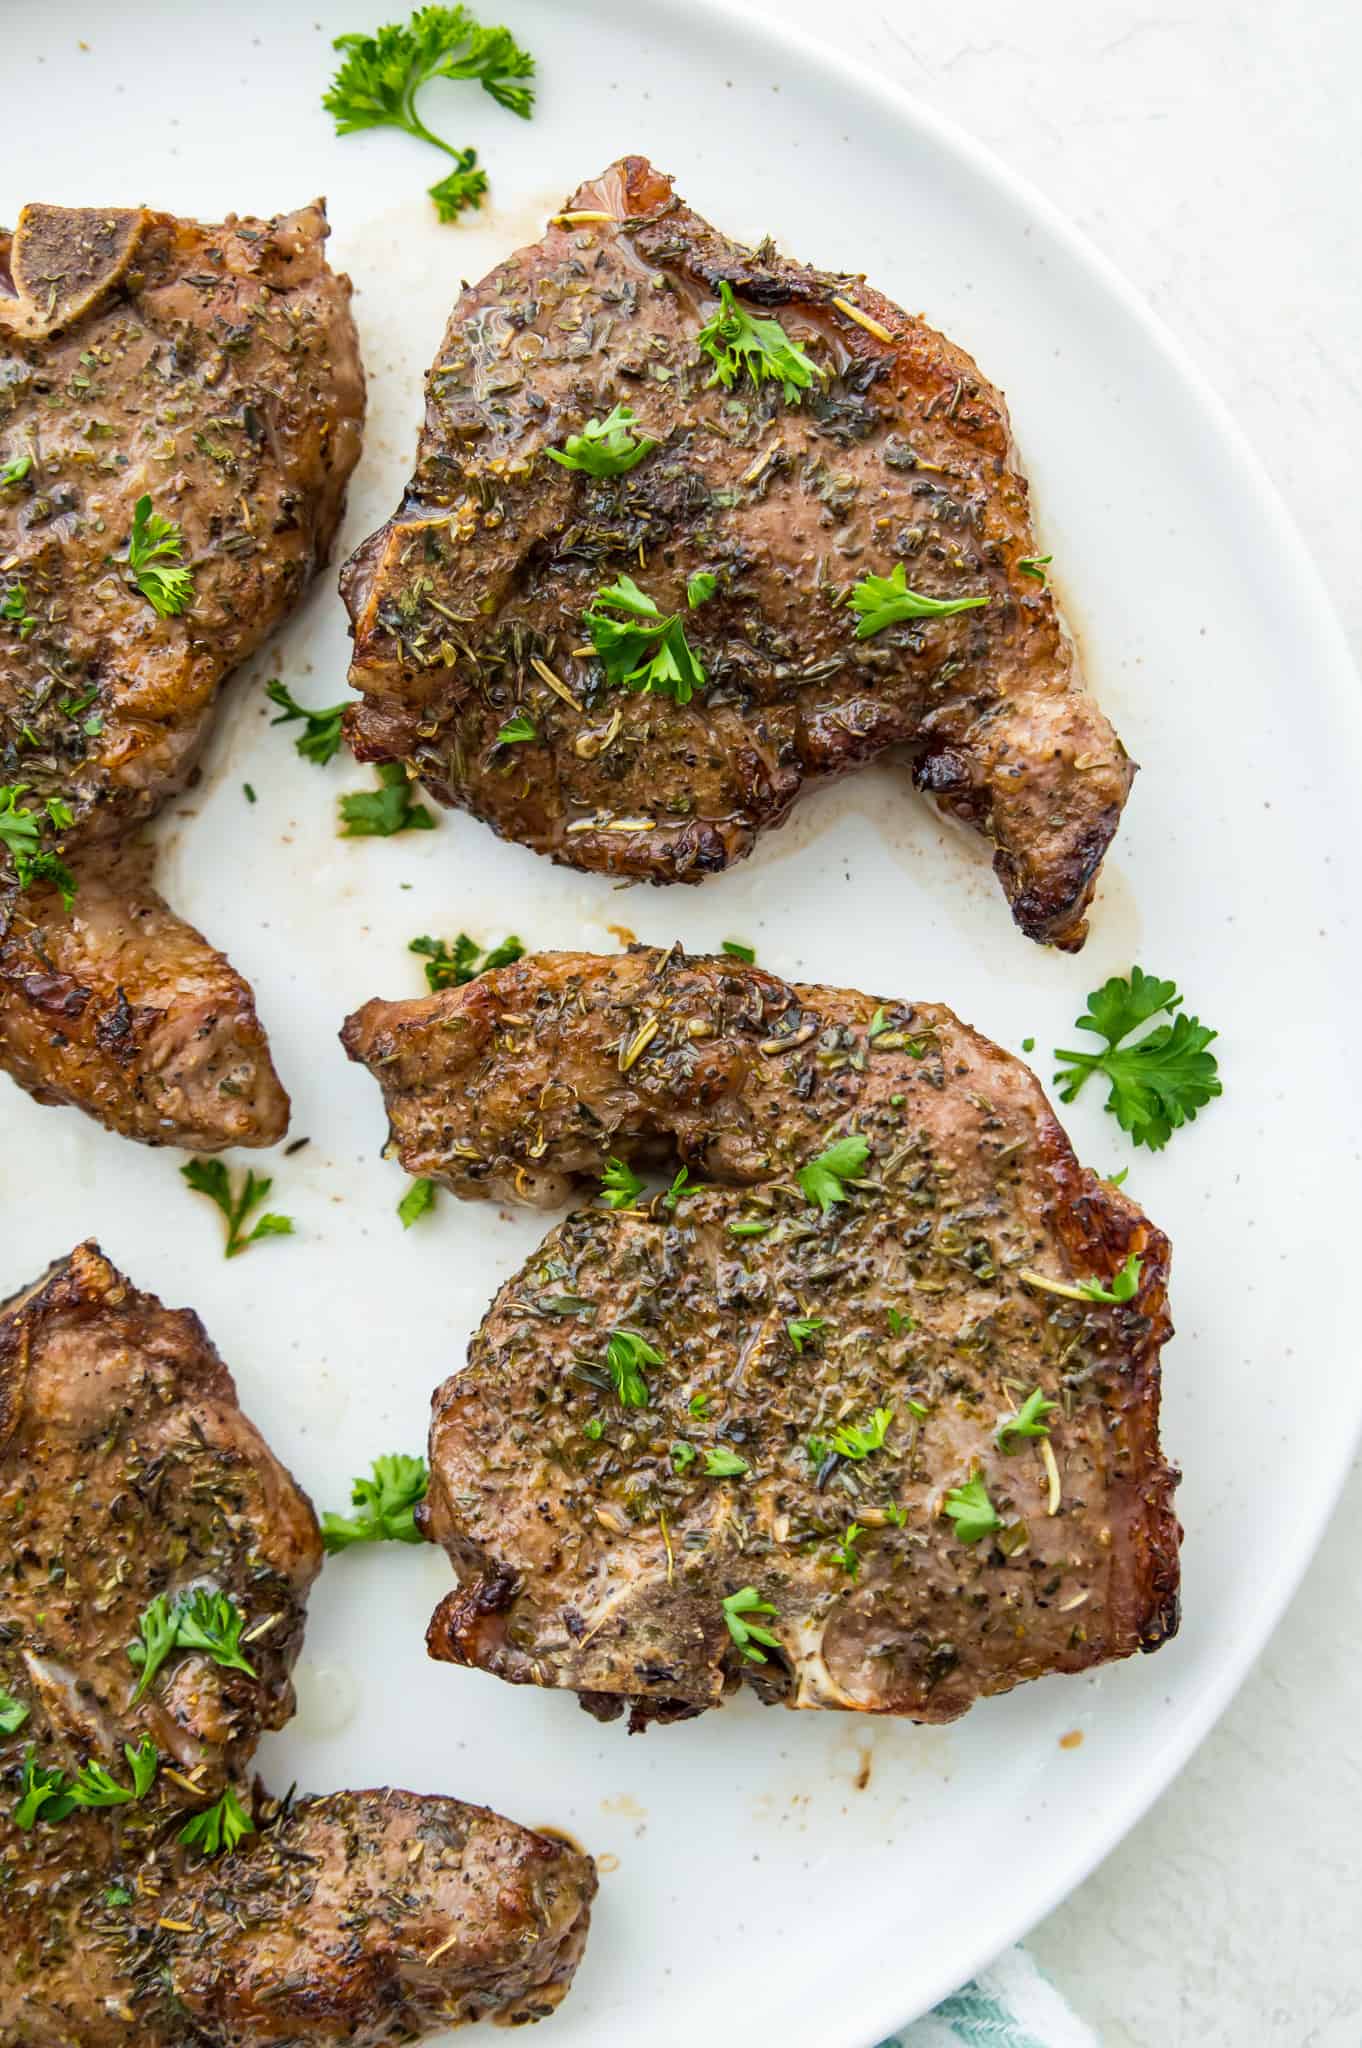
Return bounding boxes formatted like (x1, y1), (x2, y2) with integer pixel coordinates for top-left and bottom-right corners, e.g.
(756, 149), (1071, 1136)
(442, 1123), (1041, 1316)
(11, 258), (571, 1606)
(340, 156), (1131, 950)
(342, 948), (1179, 1728)
(0, 199), (364, 1147)
(0, 1244), (595, 2044)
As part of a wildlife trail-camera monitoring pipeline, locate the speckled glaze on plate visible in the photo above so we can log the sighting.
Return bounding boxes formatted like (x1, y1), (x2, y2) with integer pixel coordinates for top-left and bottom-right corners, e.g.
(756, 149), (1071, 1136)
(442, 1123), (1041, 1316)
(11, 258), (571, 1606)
(3, 3), (1360, 2043)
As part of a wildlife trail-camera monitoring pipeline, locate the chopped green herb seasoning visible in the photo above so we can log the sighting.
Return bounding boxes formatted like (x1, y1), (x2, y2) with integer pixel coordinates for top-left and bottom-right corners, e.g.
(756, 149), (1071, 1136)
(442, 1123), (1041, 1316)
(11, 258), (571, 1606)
(697, 282), (822, 401)
(721, 938), (755, 963)
(943, 1473), (1001, 1545)
(126, 494), (194, 616)
(339, 761), (436, 836)
(322, 1453), (428, 1550)
(265, 679), (347, 765)
(604, 1328), (661, 1408)
(547, 403), (656, 476)
(179, 1784), (254, 1858)
(996, 1387), (1060, 1450)
(398, 1176), (437, 1227)
(721, 1585), (781, 1663)
(582, 573), (706, 704)
(181, 1160), (293, 1259)
(599, 1156), (644, 1210)
(494, 710), (537, 745)
(797, 1132), (869, 1213)
(409, 931), (523, 990)
(849, 562), (988, 639)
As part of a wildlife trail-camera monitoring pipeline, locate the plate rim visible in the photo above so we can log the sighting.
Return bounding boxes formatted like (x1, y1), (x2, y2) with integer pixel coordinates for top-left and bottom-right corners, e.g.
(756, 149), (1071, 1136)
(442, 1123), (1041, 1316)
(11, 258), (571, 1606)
(667, 0), (1362, 2037)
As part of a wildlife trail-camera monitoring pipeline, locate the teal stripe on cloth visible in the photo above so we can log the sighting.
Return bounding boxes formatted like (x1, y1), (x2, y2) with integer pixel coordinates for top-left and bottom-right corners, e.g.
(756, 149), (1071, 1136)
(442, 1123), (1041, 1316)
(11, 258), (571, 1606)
(875, 1944), (1099, 2048)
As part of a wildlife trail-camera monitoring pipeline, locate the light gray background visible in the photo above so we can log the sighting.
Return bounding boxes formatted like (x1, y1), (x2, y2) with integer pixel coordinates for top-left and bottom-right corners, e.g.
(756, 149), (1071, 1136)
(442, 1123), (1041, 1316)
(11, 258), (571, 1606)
(740, 3), (1361, 2045)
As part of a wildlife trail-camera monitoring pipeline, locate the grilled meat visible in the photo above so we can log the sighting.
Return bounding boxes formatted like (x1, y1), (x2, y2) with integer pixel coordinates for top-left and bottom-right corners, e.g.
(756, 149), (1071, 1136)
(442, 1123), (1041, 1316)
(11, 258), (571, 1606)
(0, 1245), (595, 2044)
(341, 156), (1131, 950)
(0, 199), (364, 1145)
(343, 948), (1179, 1728)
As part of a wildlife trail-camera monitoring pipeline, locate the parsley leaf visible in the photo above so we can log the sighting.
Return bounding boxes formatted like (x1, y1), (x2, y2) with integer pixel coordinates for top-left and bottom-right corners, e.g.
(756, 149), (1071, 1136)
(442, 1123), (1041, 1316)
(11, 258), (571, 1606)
(687, 570), (717, 607)
(831, 1522), (863, 1578)
(996, 1387), (1059, 1451)
(697, 282), (822, 402)
(670, 1440), (696, 1474)
(171, 1590), (258, 1678)
(322, 1453), (429, 1551)
(409, 931), (522, 990)
(943, 1473), (1001, 1545)
(703, 1446), (749, 1478)
(0, 784), (76, 906)
(582, 573), (706, 704)
(1054, 966), (1221, 1150)
(721, 1586), (781, 1664)
(339, 761), (436, 837)
(494, 710), (536, 745)
(13, 1749), (77, 1829)
(797, 1132), (869, 1213)
(1020, 1251), (1143, 1307)
(323, 7), (535, 222)
(181, 1160), (293, 1260)
(1018, 554), (1052, 583)
(398, 1177), (437, 1227)
(547, 404), (657, 477)
(849, 562), (988, 639)
(0, 1687), (29, 1734)
(70, 1738), (160, 1809)
(604, 1328), (661, 1408)
(126, 495), (194, 616)
(829, 1407), (893, 1462)
(661, 1166), (695, 1213)
(688, 1391), (711, 1419)
(786, 1316), (827, 1354)
(599, 1156), (644, 1210)
(1, 581), (37, 638)
(721, 938), (755, 963)
(127, 1595), (180, 1703)
(179, 1784), (254, 1858)
(0, 453), (32, 488)
(265, 679), (347, 766)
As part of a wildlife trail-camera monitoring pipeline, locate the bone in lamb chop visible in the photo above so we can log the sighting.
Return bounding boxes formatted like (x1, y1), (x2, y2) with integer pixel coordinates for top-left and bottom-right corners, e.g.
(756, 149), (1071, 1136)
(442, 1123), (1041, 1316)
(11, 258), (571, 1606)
(341, 156), (1132, 951)
(342, 947), (1180, 1731)
(0, 199), (365, 1148)
(0, 1244), (596, 2045)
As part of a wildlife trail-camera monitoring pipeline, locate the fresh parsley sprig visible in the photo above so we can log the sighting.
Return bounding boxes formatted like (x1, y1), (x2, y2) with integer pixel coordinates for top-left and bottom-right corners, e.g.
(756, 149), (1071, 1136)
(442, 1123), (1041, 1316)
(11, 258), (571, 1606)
(68, 1738), (160, 1809)
(548, 404), (657, 478)
(943, 1472), (1001, 1545)
(322, 1454), (429, 1551)
(1020, 1252), (1143, 1307)
(126, 495), (194, 616)
(599, 1156), (644, 1210)
(1053, 966), (1221, 1151)
(265, 679), (348, 766)
(849, 562), (988, 639)
(797, 1132), (869, 1213)
(604, 1328), (661, 1408)
(323, 6), (535, 223)
(721, 1586), (781, 1664)
(996, 1387), (1059, 1451)
(409, 931), (523, 990)
(696, 283), (822, 402)
(179, 1784), (254, 1858)
(339, 762), (436, 837)
(582, 573), (707, 705)
(0, 784), (76, 907)
(181, 1160), (293, 1260)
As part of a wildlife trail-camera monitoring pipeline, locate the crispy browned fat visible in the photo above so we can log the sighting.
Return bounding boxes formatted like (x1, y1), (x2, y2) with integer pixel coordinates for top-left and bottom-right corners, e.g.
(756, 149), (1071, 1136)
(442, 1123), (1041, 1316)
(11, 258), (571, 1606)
(341, 157), (1132, 949)
(0, 200), (365, 1147)
(0, 1245), (596, 2045)
(341, 947), (1180, 1732)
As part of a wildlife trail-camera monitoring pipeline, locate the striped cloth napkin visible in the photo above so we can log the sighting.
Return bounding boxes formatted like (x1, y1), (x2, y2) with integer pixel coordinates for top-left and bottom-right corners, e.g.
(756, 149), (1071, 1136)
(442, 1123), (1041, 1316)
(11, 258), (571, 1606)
(882, 1947), (1100, 2048)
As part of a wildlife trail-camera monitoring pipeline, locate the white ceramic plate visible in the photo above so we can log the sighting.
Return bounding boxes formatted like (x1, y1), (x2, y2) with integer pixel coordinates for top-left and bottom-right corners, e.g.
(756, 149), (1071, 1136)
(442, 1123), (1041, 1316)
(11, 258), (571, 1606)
(5, 4), (1361, 2041)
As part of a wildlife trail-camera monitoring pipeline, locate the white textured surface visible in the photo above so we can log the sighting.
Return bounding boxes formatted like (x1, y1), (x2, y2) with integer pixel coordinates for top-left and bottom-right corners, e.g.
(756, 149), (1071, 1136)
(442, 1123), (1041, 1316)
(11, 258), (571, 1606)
(742, 3), (1362, 2043)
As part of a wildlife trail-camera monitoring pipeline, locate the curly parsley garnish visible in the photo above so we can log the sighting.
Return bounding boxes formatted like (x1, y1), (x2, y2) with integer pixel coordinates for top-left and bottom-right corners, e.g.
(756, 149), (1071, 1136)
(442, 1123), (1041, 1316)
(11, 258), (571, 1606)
(598, 1156), (644, 1210)
(1054, 966), (1221, 1151)
(721, 1586), (781, 1664)
(996, 1387), (1060, 1451)
(265, 679), (347, 766)
(1020, 1252), (1142, 1306)
(697, 282), (822, 402)
(582, 573), (706, 704)
(797, 1132), (869, 1213)
(548, 403), (656, 478)
(604, 1328), (661, 1408)
(339, 762), (436, 837)
(126, 495), (194, 616)
(323, 6), (534, 222)
(409, 931), (523, 990)
(849, 562), (988, 639)
(398, 1177), (437, 1228)
(943, 1472), (1001, 1545)
(322, 1454), (429, 1550)
(181, 1160), (293, 1260)
(179, 1784), (254, 1858)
